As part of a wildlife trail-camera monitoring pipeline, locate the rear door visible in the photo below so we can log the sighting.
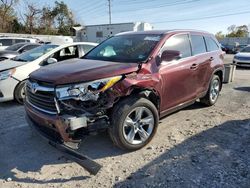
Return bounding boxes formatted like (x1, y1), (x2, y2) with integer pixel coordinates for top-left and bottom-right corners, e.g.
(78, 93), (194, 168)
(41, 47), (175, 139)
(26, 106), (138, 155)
(159, 33), (197, 111)
(204, 36), (223, 85)
(190, 34), (211, 95)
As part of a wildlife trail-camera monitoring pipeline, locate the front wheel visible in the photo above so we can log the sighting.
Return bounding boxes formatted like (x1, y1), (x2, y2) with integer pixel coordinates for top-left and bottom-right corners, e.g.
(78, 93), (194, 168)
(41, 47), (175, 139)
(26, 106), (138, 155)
(109, 97), (159, 150)
(200, 75), (221, 106)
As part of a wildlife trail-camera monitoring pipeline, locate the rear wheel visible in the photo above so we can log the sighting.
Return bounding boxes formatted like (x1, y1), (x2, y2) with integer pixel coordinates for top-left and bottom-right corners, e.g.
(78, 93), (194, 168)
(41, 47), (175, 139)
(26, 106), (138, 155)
(109, 97), (159, 150)
(200, 75), (221, 106)
(14, 81), (26, 104)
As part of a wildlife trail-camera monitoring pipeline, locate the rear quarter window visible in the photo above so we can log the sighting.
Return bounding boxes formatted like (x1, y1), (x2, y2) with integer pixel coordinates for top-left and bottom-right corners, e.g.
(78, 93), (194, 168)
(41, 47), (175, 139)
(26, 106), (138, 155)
(191, 35), (207, 55)
(81, 44), (96, 54)
(14, 39), (26, 44)
(205, 36), (219, 52)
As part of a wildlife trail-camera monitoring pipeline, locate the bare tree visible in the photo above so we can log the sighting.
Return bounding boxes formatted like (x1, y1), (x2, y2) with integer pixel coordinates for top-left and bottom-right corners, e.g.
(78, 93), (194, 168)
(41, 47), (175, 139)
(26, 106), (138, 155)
(0, 0), (18, 31)
(23, 1), (41, 34)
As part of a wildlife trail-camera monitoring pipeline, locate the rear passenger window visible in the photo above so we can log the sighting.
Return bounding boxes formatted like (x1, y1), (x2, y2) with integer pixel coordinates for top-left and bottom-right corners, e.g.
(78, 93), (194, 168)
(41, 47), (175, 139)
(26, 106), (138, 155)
(191, 35), (206, 55)
(0, 39), (13, 46)
(163, 34), (191, 58)
(205, 37), (219, 52)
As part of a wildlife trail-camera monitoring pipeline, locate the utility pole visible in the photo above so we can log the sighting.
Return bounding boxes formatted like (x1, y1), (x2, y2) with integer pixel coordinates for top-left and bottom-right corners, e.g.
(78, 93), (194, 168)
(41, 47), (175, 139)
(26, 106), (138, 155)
(108, 0), (111, 24)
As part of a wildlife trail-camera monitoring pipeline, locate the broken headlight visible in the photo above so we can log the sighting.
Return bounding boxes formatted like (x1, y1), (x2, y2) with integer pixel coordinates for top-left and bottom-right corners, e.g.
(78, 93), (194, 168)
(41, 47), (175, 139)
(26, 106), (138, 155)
(56, 76), (122, 101)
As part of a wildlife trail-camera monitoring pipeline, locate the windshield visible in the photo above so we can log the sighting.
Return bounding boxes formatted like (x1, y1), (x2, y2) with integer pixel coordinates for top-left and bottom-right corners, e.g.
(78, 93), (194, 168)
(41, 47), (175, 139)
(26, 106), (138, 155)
(241, 46), (250, 53)
(84, 34), (163, 63)
(6, 43), (26, 51)
(13, 44), (58, 62)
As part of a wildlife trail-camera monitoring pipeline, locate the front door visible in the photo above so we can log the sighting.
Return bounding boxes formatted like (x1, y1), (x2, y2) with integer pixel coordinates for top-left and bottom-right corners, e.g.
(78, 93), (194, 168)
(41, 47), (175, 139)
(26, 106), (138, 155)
(159, 33), (197, 111)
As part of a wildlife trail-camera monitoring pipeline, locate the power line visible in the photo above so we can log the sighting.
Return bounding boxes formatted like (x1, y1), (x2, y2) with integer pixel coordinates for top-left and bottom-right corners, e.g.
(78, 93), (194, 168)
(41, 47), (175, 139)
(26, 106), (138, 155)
(117, 0), (198, 6)
(112, 0), (201, 13)
(108, 0), (111, 24)
(74, 1), (105, 14)
(152, 10), (250, 24)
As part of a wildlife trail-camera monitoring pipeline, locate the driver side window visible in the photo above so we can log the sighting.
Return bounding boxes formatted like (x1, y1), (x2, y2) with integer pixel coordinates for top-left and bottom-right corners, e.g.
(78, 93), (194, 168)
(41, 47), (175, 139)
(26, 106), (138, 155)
(162, 34), (192, 58)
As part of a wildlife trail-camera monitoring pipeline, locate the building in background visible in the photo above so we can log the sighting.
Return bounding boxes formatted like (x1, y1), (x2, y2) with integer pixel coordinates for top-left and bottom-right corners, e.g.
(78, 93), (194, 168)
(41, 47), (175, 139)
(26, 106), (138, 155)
(0, 33), (73, 44)
(219, 37), (250, 46)
(73, 22), (153, 43)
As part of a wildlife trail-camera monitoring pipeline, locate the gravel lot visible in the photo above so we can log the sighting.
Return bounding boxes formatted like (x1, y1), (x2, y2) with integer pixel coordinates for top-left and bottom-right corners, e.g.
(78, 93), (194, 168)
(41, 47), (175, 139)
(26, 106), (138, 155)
(0, 55), (249, 188)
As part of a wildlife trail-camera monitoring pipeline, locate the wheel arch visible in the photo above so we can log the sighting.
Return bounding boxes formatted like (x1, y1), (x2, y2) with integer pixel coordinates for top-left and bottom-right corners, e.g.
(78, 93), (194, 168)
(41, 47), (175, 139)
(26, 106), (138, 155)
(213, 69), (223, 90)
(129, 87), (161, 112)
(13, 79), (27, 100)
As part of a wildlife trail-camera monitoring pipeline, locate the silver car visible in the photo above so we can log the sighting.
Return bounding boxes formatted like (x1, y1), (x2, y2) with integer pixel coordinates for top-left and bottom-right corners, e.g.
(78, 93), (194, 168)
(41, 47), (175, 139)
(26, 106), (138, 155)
(233, 45), (250, 67)
(0, 43), (41, 61)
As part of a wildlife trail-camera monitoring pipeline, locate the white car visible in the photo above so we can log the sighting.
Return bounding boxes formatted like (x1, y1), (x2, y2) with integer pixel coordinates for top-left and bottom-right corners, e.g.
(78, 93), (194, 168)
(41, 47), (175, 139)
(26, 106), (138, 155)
(0, 37), (37, 50)
(233, 45), (250, 67)
(0, 42), (98, 103)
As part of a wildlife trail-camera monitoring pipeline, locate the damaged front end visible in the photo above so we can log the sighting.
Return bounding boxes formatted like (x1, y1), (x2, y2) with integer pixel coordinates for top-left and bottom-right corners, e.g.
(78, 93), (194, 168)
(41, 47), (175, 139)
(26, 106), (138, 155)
(51, 67), (161, 144)
(25, 65), (160, 174)
(54, 76), (124, 141)
(25, 76), (125, 175)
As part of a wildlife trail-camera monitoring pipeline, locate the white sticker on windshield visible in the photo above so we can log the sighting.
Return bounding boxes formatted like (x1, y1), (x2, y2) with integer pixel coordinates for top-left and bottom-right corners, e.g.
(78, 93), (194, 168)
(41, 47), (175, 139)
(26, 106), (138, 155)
(144, 36), (161, 41)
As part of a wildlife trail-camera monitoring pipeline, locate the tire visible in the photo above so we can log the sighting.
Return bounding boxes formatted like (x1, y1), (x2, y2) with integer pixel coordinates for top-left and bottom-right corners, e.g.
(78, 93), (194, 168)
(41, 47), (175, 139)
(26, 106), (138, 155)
(14, 81), (26, 104)
(109, 97), (159, 151)
(200, 75), (221, 106)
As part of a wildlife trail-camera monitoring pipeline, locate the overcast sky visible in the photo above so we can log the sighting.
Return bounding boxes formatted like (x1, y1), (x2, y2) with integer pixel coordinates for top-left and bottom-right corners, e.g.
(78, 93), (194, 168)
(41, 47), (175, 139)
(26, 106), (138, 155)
(22, 0), (250, 34)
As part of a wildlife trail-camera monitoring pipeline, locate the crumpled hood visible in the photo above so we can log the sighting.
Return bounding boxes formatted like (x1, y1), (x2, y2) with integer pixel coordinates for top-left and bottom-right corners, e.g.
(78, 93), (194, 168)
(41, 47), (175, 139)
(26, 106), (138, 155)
(0, 59), (27, 71)
(30, 58), (139, 85)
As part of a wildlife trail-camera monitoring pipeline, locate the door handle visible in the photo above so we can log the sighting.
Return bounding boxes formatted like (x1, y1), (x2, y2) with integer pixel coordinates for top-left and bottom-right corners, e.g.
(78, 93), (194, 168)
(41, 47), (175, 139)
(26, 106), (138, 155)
(190, 63), (198, 70)
(209, 57), (214, 61)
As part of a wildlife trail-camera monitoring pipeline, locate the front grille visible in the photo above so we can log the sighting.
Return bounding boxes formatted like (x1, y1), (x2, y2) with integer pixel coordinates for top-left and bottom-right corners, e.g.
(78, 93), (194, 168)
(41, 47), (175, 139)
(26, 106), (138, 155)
(26, 80), (57, 114)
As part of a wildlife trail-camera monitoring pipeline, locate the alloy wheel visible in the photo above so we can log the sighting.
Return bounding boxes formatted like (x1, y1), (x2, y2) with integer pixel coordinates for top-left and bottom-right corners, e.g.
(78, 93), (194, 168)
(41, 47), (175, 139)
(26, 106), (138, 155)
(122, 107), (155, 145)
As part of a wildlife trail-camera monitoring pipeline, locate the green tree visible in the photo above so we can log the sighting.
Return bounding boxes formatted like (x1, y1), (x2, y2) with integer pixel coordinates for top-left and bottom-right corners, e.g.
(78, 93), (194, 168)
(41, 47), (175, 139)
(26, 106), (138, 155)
(226, 24), (249, 37)
(11, 18), (25, 33)
(215, 31), (225, 40)
(40, 6), (57, 34)
(53, 1), (75, 35)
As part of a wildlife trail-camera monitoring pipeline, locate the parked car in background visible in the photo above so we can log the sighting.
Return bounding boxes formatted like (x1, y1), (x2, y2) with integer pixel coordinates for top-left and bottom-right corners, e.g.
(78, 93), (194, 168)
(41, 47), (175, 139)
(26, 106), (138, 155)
(220, 44), (226, 52)
(0, 42), (97, 103)
(233, 45), (250, 67)
(233, 44), (248, 54)
(222, 44), (235, 54)
(0, 37), (37, 50)
(25, 30), (224, 153)
(0, 43), (41, 61)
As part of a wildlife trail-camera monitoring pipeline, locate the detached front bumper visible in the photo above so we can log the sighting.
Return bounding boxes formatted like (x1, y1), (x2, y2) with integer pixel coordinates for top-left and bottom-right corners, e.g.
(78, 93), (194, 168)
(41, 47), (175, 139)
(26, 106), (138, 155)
(25, 102), (102, 175)
(25, 101), (74, 144)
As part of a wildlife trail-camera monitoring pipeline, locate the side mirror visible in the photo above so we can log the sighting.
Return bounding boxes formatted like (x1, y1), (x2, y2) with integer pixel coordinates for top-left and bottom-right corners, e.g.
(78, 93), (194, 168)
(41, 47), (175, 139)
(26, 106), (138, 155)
(19, 49), (26, 53)
(161, 50), (182, 62)
(0, 43), (2, 46)
(47, 57), (58, 64)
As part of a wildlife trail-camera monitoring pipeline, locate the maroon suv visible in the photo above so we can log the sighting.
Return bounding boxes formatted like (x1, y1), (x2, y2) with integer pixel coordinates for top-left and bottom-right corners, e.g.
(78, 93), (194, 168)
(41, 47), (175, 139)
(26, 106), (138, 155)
(25, 30), (224, 151)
